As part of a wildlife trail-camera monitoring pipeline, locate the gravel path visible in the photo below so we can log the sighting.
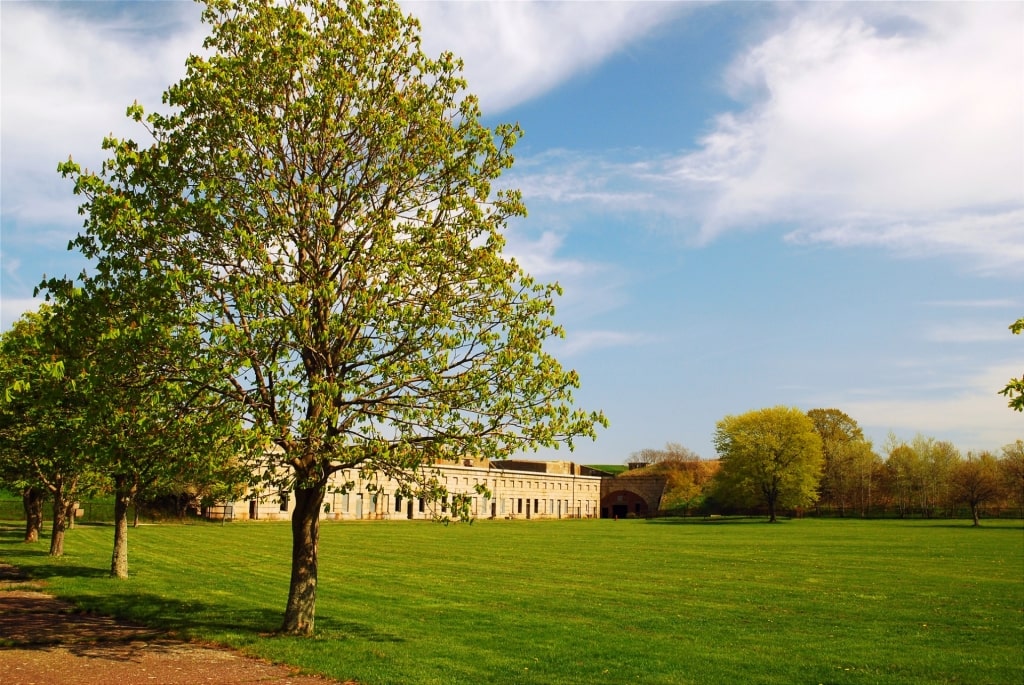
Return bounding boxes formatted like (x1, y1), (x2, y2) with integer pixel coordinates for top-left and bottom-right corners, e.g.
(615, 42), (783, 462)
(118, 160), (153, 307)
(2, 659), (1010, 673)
(0, 563), (350, 685)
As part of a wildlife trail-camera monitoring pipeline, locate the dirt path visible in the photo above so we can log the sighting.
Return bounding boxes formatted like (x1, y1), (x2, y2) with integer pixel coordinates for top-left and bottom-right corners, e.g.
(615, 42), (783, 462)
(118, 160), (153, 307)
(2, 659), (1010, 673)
(0, 563), (349, 685)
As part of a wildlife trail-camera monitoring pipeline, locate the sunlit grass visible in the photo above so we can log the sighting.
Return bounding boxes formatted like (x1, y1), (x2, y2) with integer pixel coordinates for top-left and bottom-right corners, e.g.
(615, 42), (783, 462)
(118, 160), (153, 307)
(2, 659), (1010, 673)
(1, 517), (1021, 684)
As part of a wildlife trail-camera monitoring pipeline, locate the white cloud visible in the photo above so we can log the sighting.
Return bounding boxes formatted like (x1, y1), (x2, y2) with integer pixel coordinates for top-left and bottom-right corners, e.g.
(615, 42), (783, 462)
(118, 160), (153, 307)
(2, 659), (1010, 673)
(513, 3), (1024, 275)
(405, 1), (683, 113)
(1, 2), (206, 234)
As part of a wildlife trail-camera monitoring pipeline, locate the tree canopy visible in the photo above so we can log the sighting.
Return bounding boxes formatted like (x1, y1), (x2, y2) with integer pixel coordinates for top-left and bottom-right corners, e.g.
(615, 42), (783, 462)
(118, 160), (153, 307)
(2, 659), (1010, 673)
(808, 408), (878, 516)
(59, 0), (604, 635)
(712, 406), (823, 522)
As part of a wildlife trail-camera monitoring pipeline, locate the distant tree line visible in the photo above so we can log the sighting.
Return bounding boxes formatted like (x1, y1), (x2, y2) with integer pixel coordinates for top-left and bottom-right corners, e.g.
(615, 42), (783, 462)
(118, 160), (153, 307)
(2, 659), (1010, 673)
(625, 407), (1024, 525)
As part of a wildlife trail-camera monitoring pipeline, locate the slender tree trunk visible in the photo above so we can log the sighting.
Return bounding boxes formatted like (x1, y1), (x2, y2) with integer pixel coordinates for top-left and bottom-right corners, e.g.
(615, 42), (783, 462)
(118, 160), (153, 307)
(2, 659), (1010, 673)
(970, 503), (980, 527)
(23, 486), (44, 543)
(767, 494), (778, 523)
(281, 483), (326, 636)
(49, 483), (70, 557)
(110, 474), (136, 579)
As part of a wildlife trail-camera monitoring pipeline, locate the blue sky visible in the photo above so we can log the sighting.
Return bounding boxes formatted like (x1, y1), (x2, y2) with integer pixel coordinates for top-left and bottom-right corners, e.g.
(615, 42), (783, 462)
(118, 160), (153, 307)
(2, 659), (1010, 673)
(1, 1), (1021, 462)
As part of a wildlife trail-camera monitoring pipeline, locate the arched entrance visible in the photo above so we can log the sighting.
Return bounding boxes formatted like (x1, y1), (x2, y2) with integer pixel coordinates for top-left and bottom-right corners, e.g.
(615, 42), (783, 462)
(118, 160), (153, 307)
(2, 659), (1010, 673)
(600, 489), (651, 519)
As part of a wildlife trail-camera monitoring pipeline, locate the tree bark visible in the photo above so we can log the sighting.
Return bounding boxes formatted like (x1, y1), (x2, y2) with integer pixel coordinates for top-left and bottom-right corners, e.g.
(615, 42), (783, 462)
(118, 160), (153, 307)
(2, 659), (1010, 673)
(22, 486), (44, 543)
(281, 483), (326, 636)
(110, 474), (136, 579)
(49, 483), (70, 557)
(970, 503), (980, 527)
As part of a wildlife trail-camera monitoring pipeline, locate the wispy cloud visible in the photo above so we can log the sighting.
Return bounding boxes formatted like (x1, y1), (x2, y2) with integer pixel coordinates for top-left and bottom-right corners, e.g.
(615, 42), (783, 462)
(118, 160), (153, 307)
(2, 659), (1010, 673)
(504, 228), (629, 321)
(924, 323), (1017, 345)
(511, 3), (1024, 275)
(559, 329), (658, 357)
(925, 299), (1019, 310)
(406, 1), (685, 113)
(842, 361), (1024, 451)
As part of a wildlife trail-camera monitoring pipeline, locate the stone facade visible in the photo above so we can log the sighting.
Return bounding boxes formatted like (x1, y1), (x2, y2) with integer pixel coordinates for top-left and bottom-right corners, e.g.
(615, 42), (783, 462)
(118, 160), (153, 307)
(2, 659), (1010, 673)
(209, 457), (671, 522)
(226, 458), (606, 522)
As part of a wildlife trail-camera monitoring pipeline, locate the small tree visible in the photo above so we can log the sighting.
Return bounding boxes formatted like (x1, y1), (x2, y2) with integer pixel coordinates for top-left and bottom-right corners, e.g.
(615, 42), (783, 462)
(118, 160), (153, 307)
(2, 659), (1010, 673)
(37, 279), (246, 579)
(0, 306), (104, 556)
(950, 451), (1004, 526)
(711, 406), (823, 522)
(883, 438), (922, 518)
(60, 0), (604, 635)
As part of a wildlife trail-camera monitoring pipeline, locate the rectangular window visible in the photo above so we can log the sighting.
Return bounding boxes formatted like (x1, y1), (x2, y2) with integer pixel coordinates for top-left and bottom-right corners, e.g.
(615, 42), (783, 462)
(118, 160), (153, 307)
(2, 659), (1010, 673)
(395, 495), (403, 512)
(517, 498), (523, 514)
(279, 493), (289, 512)
(419, 497), (425, 513)
(342, 492), (350, 513)
(533, 499), (538, 513)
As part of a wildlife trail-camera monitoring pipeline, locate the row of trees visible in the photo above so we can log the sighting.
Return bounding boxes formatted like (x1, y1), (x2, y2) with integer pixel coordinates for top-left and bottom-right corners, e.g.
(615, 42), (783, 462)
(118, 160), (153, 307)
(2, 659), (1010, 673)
(628, 407), (1024, 525)
(1, 0), (602, 636)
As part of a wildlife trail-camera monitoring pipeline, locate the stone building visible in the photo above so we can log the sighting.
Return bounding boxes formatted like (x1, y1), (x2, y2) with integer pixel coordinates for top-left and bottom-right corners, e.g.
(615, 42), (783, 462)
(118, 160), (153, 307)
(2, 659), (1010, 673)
(211, 457), (667, 522)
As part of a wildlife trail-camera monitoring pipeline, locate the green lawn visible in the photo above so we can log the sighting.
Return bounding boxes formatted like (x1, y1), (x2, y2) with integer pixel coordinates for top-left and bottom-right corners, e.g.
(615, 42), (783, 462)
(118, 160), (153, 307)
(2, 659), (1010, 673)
(1, 517), (1021, 684)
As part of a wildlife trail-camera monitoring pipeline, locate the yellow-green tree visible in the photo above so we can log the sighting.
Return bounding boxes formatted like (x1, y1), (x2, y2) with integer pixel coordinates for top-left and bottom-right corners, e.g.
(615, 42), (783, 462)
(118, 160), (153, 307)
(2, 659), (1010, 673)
(712, 406), (823, 522)
(59, 0), (604, 635)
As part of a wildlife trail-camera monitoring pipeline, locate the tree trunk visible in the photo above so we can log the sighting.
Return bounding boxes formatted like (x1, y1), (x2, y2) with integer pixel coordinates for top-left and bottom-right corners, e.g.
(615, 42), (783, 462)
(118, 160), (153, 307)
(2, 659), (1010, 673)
(49, 484), (70, 557)
(281, 483), (326, 636)
(110, 474), (136, 579)
(23, 486), (44, 543)
(766, 494), (778, 523)
(971, 503), (980, 527)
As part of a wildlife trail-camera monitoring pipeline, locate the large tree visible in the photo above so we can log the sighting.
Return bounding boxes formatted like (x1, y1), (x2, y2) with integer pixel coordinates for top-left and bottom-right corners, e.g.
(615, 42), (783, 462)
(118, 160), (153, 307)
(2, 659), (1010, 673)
(60, 0), (604, 635)
(807, 408), (877, 516)
(711, 406), (823, 522)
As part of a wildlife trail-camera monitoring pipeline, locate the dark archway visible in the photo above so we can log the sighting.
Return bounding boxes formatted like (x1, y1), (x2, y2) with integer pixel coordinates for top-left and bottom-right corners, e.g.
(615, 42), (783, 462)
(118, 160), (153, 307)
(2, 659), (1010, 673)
(600, 489), (651, 518)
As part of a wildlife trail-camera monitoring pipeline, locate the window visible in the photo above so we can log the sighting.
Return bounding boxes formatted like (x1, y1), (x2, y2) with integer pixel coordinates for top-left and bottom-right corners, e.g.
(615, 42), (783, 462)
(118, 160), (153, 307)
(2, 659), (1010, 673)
(419, 498), (425, 513)
(279, 493), (289, 512)
(533, 499), (538, 513)
(342, 492), (350, 513)
(517, 498), (523, 514)
(395, 495), (403, 512)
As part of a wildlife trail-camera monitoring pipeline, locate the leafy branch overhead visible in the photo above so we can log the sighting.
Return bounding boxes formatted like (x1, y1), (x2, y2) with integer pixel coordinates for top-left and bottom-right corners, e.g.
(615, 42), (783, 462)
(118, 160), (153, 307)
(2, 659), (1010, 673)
(1001, 317), (1024, 412)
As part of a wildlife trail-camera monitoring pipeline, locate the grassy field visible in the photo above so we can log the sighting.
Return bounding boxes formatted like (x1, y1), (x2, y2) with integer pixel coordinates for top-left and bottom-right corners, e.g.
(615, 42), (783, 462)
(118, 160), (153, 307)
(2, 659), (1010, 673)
(1, 517), (1021, 684)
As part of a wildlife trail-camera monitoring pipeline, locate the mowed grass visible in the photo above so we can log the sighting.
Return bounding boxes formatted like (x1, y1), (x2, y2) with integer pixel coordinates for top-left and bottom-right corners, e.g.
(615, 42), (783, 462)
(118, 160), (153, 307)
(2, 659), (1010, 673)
(1, 517), (1021, 684)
